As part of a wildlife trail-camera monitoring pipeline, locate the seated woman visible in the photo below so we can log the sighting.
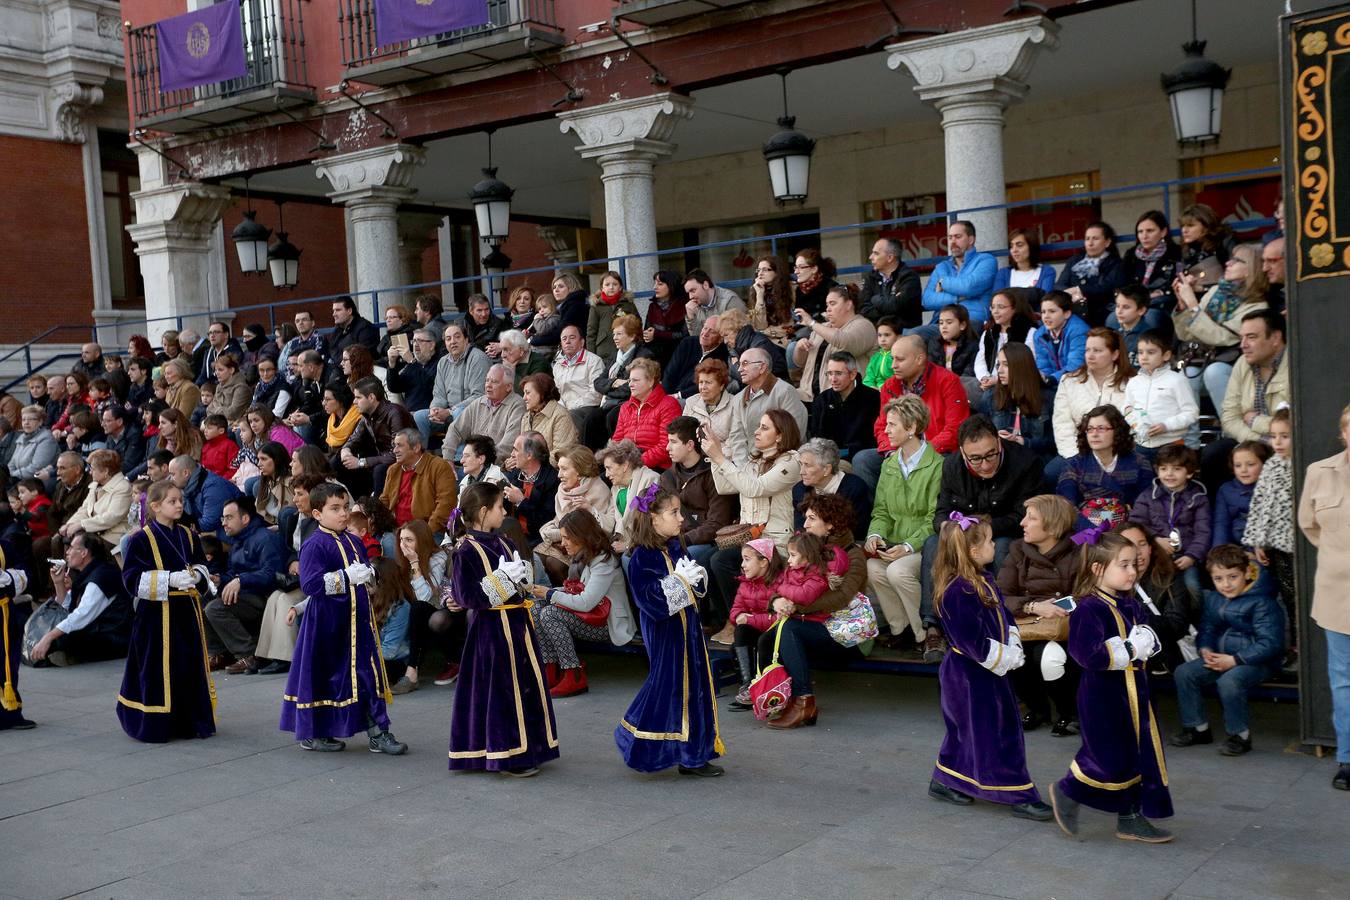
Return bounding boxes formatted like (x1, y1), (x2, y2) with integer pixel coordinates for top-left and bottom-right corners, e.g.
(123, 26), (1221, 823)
(972, 288), (1038, 413)
(758, 492), (869, 729)
(1118, 522), (1198, 675)
(528, 508), (636, 698)
(994, 227), (1057, 294)
(520, 373), (578, 466)
(534, 445), (614, 585)
(1119, 211), (1182, 314)
(596, 439), (659, 555)
(793, 437), (872, 540)
(319, 383), (361, 461)
(206, 354), (250, 422)
(996, 493), (1082, 735)
(1179, 202), (1235, 271)
(241, 405), (305, 456)
(60, 448), (133, 555)
(746, 255), (795, 339)
(1171, 242), (1268, 414)
(1056, 404), (1153, 528)
(252, 441), (292, 528)
(681, 358), (748, 467)
(990, 343), (1054, 459)
(586, 313), (655, 445)
(388, 519), (455, 694)
(864, 396), (942, 649)
(1049, 328), (1133, 482)
(1055, 221), (1124, 326)
(611, 358), (682, 471)
(643, 270), (690, 360)
(461, 434), (510, 489)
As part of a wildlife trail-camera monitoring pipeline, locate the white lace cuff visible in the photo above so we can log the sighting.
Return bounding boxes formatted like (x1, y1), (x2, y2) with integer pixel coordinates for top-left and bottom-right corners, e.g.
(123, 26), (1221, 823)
(3, 570), (28, 596)
(660, 573), (694, 616)
(323, 571), (346, 596)
(293, 597), (310, 615)
(137, 570), (171, 603)
(1105, 636), (1131, 670)
(480, 572), (516, 607)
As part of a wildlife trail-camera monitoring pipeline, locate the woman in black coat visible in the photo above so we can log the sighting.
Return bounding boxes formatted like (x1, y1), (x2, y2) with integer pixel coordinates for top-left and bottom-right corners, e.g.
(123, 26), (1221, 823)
(1120, 210), (1183, 313)
(1055, 221), (1124, 327)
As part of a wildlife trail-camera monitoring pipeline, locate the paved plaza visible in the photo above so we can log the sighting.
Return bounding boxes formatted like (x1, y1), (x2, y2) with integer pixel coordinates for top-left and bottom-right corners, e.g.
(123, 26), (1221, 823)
(1, 655), (1346, 900)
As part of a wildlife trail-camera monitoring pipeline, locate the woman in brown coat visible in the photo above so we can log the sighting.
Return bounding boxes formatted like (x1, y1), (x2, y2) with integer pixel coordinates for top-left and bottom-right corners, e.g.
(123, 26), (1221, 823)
(162, 358), (200, 421)
(996, 494), (1082, 736)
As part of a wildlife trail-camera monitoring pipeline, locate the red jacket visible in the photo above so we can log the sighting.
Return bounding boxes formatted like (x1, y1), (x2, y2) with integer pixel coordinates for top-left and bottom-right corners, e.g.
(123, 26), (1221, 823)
(874, 361), (970, 454)
(730, 575), (777, 632)
(201, 434), (239, 479)
(613, 383), (682, 470)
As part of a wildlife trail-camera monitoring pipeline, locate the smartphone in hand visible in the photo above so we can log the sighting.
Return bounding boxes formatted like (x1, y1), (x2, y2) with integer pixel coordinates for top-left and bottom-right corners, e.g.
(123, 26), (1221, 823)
(1051, 596), (1077, 613)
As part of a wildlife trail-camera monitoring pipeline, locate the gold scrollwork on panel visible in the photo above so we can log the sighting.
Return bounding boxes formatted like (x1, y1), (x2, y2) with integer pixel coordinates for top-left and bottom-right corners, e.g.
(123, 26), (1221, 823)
(1290, 11), (1350, 281)
(1296, 65), (1327, 142)
(1302, 164), (1329, 239)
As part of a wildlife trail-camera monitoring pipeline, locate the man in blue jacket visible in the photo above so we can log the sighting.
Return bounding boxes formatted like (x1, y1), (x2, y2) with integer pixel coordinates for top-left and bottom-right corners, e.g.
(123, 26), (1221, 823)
(204, 495), (286, 673)
(921, 220), (997, 328)
(169, 455), (242, 536)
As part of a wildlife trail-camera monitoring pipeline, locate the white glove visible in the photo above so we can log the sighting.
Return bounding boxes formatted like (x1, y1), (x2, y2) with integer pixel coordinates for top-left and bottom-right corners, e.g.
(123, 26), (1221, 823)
(1006, 624), (1023, 653)
(344, 562), (375, 586)
(674, 557), (707, 589)
(1126, 624), (1160, 661)
(168, 570), (196, 590)
(981, 638), (1022, 677)
(497, 552), (530, 588)
(1041, 640), (1068, 681)
(0, 570), (10, 588)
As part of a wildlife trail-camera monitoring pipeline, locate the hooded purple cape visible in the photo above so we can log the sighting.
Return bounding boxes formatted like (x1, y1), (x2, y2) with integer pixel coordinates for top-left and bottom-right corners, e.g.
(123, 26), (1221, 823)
(116, 523), (217, 743)
(447, 529), (559, 771)
(932, 576), (1040, 805)
(615, 540), (724, 772)
(1056, 589), (1173, 818)
(280, 527), (392, 740)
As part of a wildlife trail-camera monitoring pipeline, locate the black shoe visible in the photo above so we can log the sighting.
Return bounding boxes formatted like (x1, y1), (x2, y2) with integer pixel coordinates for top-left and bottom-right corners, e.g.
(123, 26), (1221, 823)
(1333, 765), (1350, 791)
(300, 737), (345, 752)
(927, 779), (974, 806)
(1170, 726), (1214, 747)
(1050, 718), (1080, 737)
(1050, 782), (1079, 838)
(922, 632), (948, 664)
(503, 767), (540, 778)
(678, 762), (725, 777)
(1219, 733), (1252, 756)
(3, 718), (37, 731)
(1021, 712), (1045, 732)
(369, 731), (408, 755)
(1115, 813), (1173, 843)
(1011, 800), (1054, 822)
(256, 660), (290, 675)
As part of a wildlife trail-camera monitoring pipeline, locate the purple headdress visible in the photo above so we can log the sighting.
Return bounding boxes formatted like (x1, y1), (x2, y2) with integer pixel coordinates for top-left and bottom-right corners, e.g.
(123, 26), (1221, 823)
(1071, 522), (1110, 546)
(632, 483), (662, 514)
(948, 511), (978, 532)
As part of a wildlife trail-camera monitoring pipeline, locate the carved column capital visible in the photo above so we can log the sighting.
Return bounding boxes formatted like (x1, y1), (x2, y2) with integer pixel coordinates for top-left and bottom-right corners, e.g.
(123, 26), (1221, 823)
(558, 92), (694, 163)
(313, 144), (427, 206)
(886, 18), (1060, 109)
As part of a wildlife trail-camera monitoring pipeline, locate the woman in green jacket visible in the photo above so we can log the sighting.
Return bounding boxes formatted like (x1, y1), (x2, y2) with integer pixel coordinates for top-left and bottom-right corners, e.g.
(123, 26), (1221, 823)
(864, 395), (944, 649)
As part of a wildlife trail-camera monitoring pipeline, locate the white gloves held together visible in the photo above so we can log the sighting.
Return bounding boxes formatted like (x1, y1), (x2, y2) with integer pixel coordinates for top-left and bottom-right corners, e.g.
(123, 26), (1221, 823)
(673, 557), (707, 590)
(168, 570), (197, 591)
(343, 562), (376, 586)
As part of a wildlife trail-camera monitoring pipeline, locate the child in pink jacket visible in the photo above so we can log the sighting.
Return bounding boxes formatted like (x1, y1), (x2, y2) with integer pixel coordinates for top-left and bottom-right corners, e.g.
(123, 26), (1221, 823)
(728, 538), (785, 711)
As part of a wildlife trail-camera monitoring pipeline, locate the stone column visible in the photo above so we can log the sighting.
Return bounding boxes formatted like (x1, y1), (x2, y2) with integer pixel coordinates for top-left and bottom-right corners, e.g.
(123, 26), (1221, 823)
(887, 18), (1059, 246)
(126, 146), (233, 335)
(558, 93), (693, 298)
(314, 144), (427, 319)
(536, 225), (579, 276)
(398, 213), (443, 299)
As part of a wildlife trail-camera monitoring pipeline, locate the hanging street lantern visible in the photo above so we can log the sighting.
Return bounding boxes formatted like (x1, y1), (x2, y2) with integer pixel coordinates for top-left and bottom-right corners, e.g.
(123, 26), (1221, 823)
(1161, 0), (1230, 145)
(763, 70), (815, 204)
(267, 201), (301, 289)
(231, 209), (271, 274)
(469, 129), (514, 246)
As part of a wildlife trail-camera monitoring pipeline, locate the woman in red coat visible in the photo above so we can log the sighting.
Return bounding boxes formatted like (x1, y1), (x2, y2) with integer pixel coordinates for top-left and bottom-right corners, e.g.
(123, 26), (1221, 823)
(612, 358), (682, 470)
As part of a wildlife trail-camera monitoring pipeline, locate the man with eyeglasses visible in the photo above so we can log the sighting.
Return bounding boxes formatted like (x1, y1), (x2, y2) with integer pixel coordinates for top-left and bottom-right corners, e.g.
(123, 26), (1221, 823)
(916, 415), (1045, 662)
(386, 327), (441, 413)
(195, 322), (243, 387)
(733, 347), (807, 449)
(859, 238), (923, 329)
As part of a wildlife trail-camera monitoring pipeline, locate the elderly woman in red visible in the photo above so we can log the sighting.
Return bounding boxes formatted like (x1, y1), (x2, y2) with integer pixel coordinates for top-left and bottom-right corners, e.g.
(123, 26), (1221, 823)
(612, 358), (682, 470)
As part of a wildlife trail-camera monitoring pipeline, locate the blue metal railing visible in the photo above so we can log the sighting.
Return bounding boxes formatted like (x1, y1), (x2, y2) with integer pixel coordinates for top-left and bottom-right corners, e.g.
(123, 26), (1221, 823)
(3, 166), (1280, 391)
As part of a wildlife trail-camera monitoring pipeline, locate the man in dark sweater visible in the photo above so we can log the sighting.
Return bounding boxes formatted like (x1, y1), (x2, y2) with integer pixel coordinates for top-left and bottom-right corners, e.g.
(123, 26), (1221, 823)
(662, 317), (731, 400)
(858, 238), (923, 328)
(806, 352), (880, 459)
(503, 432), (559, 548)
(919, 415), (1045, 662)
(28, 530), (132, 666)
(661, 417), (737, 617)
(385, 327), (440, 412)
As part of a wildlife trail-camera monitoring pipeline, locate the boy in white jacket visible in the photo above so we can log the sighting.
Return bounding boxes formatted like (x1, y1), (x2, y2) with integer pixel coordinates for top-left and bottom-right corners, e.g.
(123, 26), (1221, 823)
(1123, 331), (1198, 461)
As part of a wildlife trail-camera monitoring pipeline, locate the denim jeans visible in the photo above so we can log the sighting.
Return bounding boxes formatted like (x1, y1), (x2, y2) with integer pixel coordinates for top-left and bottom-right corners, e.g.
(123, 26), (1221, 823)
(1173, 657), (1270, 735)
(412, 408), (449, 448)
(851, 449), (883, 491)
(1184, 361), (1234, 413)
(1326, 627), (1350, 764)
(757, 617), (862, 695)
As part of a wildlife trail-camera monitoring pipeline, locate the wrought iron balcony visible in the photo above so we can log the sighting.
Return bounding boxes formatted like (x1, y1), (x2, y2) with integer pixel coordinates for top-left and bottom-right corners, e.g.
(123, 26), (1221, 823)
(127, 0), (315, 133)
(612, 0), (757, 27)
(340, 0), (564, 87)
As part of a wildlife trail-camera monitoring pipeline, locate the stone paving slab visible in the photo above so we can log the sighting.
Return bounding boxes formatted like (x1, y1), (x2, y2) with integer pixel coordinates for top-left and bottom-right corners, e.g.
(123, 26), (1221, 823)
(1, 655), (1347, 900)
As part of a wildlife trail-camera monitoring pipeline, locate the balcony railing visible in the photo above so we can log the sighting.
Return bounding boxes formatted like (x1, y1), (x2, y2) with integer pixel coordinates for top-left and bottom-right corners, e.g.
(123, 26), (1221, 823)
(128, 0), (315, 132)
(341, 0), (563, 86)
(613, 0), (757, 27)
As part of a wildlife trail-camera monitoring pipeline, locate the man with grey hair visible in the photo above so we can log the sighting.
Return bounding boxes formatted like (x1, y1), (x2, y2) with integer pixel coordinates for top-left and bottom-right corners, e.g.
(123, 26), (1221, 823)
(386, 326), (440, 412)
(496, 328), (546, 392)
(807, 351), (880, 458)
(175, 327), (203, 380)
(441, 364), (525, 463)
(792, 437), (872, 538)
(380, 427), (458, 534)
(732, 346), (806, 448)
(168, 453), (242, 535)
(859, 237), (922, 328)
(503, 430), (559, 546)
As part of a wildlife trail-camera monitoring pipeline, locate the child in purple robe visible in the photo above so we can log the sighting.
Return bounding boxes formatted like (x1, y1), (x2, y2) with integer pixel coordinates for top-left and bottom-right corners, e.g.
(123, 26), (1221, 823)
(927, 512), (1051, 821)
(0, 538), (33, 731)
(280, 482), (407, 755)
(447, 481), (559, 777)
(1051, 531), (1173, 844)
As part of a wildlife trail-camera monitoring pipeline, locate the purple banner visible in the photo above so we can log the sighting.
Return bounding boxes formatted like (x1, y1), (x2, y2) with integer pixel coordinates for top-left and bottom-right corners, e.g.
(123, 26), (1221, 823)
(375, 0), (491, 48)
(155, 1), (248, 93)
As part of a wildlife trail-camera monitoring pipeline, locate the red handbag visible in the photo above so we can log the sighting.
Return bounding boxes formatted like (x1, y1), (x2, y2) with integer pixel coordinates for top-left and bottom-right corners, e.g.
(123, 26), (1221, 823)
(749, 619), (793, 721)
(560, 578), (611, 628)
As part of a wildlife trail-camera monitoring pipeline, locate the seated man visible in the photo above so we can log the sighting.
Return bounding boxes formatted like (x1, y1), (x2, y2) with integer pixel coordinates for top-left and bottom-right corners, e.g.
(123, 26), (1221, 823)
(496, 329), (548, 392)
(101, 407), (145, 474)
(732, 347), (807, 450)
(385, 327), (440, 413)
(34, 451), (91, 560)
(1206, 309), (1289, 489)
(663, 315), (730, 401)
(660, 417), (736, 569)
(441, 365), (525, 463)
(380, 428), (458, 536)
(415, 322), (491, 448)
(339, 376), (414, 497)
(552, 325), (605, 437)
(28, 530), (132, 666)
(205, 495), (286, 673)
(806, 352), (880, 459)
(464, 293), (506, 355)
(1170, 544), (1285, 757)
(503, 432), (559, 548)
(168, 454), (242, 536)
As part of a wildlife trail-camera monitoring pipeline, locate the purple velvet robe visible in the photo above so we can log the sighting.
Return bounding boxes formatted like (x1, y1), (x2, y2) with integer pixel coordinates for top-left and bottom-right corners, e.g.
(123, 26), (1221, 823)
(0, 538), (27, 729)
(447, 530), (559, 771)
(280, 526), (392, 741)
(932, 576), (1040, 804)
(116, 523), (217, 743)
(615, 540), (724, 772)
(1056, 589), (1173, 818)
